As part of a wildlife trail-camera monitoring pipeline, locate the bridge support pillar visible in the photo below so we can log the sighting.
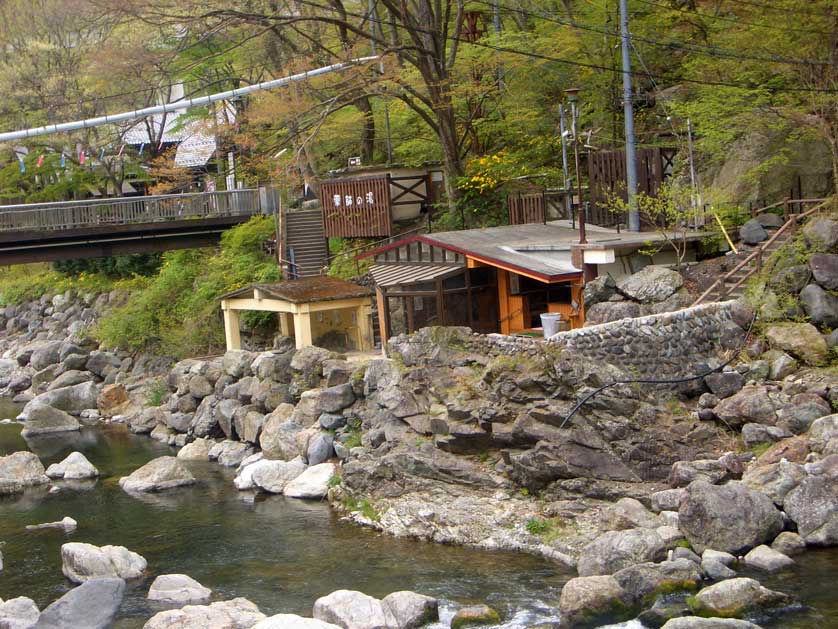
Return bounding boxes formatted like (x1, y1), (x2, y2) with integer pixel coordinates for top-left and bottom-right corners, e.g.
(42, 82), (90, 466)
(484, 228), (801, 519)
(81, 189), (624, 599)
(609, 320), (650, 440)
(222, 306), (242, 351)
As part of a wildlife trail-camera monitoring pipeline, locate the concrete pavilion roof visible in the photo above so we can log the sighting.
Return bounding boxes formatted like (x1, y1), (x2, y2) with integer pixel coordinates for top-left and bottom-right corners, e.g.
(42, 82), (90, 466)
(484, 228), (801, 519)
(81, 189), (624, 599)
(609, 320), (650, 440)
(220, 276), (371, 305)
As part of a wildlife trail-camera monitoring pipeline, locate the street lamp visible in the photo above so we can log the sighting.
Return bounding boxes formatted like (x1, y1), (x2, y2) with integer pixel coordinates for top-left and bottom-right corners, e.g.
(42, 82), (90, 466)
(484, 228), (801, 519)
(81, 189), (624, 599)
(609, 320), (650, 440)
(564, 87), (587, 244)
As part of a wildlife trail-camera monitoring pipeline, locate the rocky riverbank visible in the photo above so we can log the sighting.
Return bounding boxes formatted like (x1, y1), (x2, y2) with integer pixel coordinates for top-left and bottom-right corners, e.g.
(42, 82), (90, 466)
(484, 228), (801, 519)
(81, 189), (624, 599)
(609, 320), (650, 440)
(1, 215), (837, 628)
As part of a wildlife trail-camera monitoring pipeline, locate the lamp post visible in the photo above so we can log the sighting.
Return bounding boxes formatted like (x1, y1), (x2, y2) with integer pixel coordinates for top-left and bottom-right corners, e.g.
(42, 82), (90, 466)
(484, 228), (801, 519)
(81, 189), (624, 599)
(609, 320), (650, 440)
(565, 87), (586, 244)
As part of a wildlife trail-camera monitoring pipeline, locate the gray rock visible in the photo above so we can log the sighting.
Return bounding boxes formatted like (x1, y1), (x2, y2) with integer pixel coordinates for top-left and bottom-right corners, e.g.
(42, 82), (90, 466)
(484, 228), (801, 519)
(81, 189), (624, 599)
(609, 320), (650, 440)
(613, 559), (703, 604)
(604, 497), (661, 530)
(741, 423), (792, 448)
(319, 413), (347, 431)
(701, 557), (736, 581)
(61, 543), (147, 583)
(809, 414), (838, 454)
(784, 454), (838, 545)
(557, 575), (631, 629)
(128, 407), (166, 435)
(809, 253), (838, 290)
(380, 591), (438, 629)
(584, 301), (641, 325)
(702, 549), (736, 566)
(313, 590), (387, 629)
(319, 383), (356, 413)
(668, 458), (733, 488)
(713, 386), (776, 429)
(660, 618), (763, 628)
(216, 398), (243, 439)
(253, 615), (341, 629)
(144, 598), (266, 629)
(617, 266), (684, 303)
(252, 351), (294, 382)
(755, 212), (784, 228)
(188, 375), (214, 399)
(147, 574), (212, 606)
(237, 409), (267, 444)
(20, 404), (80, 437)
(689, 577), (791, 618)
(741, 460), (805, 506)
(765, 322), (829, 366)
(803, 216), (838, 250)
(290, 346), (334, 381)
(577, 528), (667, 576)
(0, 597), (40, 629)
(768, 264), (811, 294)
(260, 405), (302, 460)
(250, 457), (307, 493)
(771, 531), (806, 556)
(743, 544), (794, 572)
(20, 381), (98, 418)
(678, 481), (783, 554)
(766, 351), (798, 380)
(284, 462), (336, 499)
(0, 451), (49, 494)
(307, 433), (335, 466)
(704, 372), (744, 399)
(177, 438), (215, 461)
(47, 370), (92, 391)
(222, 350), (256, 378)
(747, 360), (770, 381)
(799, 284), (838, 328)
(779, 392), (831, 434)
(583, 275), (617, 308)
(189, 395), (220, 438)
(30, 341), (63, 371)
(62, 353), (88, 371)
(650, 488), (687, 512)
(209, 440), (253, 467)
(85, 351), (122, 378)
(322, 360), (355, 387)
(166, 412), (193, 433)
(449, 604), (502, 629)
(45, 451), (99, 480)
(671, 546), (701, 564)
(739, 219), (768, 245)
(37, 577), (126, 629)
(118, 456), (196, 492)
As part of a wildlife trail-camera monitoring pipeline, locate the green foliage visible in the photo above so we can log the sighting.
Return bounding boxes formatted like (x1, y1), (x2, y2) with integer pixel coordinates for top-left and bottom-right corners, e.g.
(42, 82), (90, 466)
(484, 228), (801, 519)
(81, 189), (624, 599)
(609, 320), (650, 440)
(53, 254), (162, 279)
(524, 516), (570, 542)
(94, 216), (280, 356)
(327, 474), (342, 488)
(146, 379), (168, 407)
(326, 238), (373, 280)
(341, 495), (381, 522)
(0, 263), (123, 306)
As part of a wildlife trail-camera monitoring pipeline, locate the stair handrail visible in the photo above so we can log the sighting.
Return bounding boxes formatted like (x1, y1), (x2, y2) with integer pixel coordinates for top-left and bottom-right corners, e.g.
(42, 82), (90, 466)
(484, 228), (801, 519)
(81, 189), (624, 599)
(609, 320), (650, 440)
(693, 199), (829, 305)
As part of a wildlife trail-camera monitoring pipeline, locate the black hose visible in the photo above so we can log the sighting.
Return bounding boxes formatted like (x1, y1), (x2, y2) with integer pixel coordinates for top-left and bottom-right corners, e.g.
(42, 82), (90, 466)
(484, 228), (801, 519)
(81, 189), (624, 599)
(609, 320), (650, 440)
(557, 311), (758, 430)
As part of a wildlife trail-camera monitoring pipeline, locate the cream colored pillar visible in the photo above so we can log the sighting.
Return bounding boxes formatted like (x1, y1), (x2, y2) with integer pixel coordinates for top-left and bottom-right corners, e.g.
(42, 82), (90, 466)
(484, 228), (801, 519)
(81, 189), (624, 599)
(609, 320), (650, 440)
(356, 304), (373, 351)
(222, 306), (242, 350)
(293, 311), (313, 349)
(279, 312), (293, 337)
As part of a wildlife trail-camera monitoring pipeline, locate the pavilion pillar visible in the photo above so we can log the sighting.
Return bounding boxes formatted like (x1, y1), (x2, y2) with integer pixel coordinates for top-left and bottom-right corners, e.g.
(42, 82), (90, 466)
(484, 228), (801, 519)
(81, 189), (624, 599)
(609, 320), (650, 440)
(278, 312), (293, 338)
(375, 286), (390, 346)
(222, 304), (242, 351)
(293, 311), (314, 349)
(356, 305), (373, 351)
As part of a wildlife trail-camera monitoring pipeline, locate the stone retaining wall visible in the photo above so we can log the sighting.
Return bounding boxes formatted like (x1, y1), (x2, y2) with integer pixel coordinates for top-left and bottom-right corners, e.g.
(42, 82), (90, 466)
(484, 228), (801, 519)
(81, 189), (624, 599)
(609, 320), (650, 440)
(389, 300), (746, 379)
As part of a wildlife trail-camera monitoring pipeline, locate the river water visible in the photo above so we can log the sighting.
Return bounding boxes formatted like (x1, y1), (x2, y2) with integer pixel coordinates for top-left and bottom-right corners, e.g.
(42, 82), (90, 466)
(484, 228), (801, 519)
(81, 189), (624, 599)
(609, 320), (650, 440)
(1, 397), (836, 628)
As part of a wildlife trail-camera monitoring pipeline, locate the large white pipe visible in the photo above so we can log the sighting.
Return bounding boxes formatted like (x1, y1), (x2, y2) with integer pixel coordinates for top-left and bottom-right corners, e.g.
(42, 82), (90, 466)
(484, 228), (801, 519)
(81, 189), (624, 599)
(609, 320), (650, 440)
(0, 56), (379, 143)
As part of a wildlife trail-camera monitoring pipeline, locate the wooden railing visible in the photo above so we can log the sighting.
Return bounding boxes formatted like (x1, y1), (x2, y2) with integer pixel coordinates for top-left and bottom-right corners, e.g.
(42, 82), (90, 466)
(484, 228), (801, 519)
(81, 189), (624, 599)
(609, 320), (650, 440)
(0, 188), (261, 232)
(693, 198), (829, 305)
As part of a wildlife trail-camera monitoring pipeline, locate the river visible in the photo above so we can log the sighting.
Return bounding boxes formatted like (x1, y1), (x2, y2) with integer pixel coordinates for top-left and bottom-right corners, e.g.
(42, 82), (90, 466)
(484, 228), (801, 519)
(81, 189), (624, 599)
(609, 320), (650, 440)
(1, 397), (836, 628)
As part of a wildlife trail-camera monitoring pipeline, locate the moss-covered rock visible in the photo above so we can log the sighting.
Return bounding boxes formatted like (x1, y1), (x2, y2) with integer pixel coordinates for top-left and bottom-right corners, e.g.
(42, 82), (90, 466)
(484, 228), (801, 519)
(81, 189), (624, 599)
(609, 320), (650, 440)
(450, 604), (501, 629)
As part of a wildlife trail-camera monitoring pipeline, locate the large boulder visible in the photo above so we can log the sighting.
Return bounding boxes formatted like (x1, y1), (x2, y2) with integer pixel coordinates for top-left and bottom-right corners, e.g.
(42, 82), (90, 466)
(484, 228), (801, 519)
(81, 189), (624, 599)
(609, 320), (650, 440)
(381, 591), (438, 629)
(260, 405), (302, 460)
(190, 395), (220, 438)
(0, 451), (49, 494)
(809, 414), (838, 454)
(802, 216), (838, 250)
(778, 392), (831, 434)
(30, 341), (63, 371)
(209, 440), (253, 467)
(741, 460), (805, 506)
(783, 454), (838, 545)
(20, 404), (81, 437)
(809, 253), (838, 290)
(0, 597), (40, 629)
(20, 381), (99, 418)
(739, 219), (768, 245)
(678, 481), (783, 554)
(765, 323), (828, 365)
(661, 619), (763, 628)
(800, 283), (838, 328)
(37, 577), (125, 629)
(176, 438), (215, 461)
(319, 384), (356, 413)
(144, 598), (266, 629)
(688, 578), (791, 618)
(312, 590), (387, 629)
(284, 462), (336, 499)
(48, 370), (93, 391)
(582, 275), (617, 308)
(251, 458), (307, 494)
(45, 451), (99, 480)
(85, 351), (122, 378)
(583, 301), (641, 326)
(119, 456), (196, 492)
(222, 350), (256, 378)
(712, 386), (776, 428)
(254, 616), (341, 629)
(147, 574), (212, 606)
(742, 545), (794, 572)
(613, 559), (703, 604)
(703, 372), (744, 400)
(577, 528), (667, 577)
(61, 543), (147, 583)
(617, 266), (684, 303)
(558, 575), (632, 629)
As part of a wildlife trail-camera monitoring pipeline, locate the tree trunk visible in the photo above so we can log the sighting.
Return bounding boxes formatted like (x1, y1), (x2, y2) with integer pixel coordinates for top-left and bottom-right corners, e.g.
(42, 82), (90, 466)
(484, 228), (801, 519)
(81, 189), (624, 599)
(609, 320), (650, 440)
(356, 94), (376, 164)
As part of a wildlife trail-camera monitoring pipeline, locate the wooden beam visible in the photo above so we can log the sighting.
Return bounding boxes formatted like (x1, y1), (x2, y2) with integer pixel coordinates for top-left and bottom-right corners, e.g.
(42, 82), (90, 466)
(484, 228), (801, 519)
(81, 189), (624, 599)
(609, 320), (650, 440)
(375, 286), (390, 346)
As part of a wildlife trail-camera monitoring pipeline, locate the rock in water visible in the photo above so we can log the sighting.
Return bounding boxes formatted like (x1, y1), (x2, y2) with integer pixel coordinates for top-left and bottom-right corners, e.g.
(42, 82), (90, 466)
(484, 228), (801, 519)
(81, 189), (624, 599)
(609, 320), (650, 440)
(449, 604), (502, 628)
(25, 516), (77, 531)
(45, 451), (99, 480)
(118, 456), (196, 492)
(0, 451), (49, 495)
(19, 381), (99, 418)
(20, 404), (81, 437)
(313, 590), (387, 629)
(61, 542), (147, 583)
(37, 577), (126, 629)
(0, 596), (40, 629)
(660, 619), (763, 628)
(144, 597), (266, 629)
(783, 455), (838, 545)
(284, 462), (336, 499)
(253, 615), (342, 629)
(558, 576), (632, 628)
(147, 574), (212, 606)
(742, 545), (794, 572)
(678, 481), (783, 554)
(688, 578), (791, 618)
(251, 458), (307, 494)
(177, 438), (215, 461)
(381, 591), (439, 629)
(576, 528), (667, 576)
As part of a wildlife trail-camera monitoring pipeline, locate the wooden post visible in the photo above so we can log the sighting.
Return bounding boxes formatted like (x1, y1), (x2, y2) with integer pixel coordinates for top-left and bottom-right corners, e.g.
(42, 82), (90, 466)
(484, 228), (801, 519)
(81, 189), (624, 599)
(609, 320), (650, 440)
(375, 286), (390, 346)
(783, 197), (790, 222)
(436, 278), (445, 326)
(222, 304), (242, 351)
(293, 311), (314, 349)
(356, 304), (373, 351)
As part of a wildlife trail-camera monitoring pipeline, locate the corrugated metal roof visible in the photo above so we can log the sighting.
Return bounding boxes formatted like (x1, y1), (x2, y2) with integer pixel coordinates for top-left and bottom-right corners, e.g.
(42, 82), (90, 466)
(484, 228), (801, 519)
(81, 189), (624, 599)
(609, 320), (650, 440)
(370, 263), (462, 287)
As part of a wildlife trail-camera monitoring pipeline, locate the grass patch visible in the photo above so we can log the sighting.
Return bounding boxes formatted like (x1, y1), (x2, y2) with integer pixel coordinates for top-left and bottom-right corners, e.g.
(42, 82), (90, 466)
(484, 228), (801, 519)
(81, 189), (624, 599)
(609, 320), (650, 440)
(327, 474), (342, 488)
(146, 379), (168, 407)
(524, 516), (570, 542)
(341, 495), (381, 521)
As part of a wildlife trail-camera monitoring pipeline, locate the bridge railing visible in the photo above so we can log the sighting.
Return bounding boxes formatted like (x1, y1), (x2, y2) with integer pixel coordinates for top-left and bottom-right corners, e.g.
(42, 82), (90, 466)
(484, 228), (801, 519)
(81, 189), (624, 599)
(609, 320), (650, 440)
(0, 188), (261, 232)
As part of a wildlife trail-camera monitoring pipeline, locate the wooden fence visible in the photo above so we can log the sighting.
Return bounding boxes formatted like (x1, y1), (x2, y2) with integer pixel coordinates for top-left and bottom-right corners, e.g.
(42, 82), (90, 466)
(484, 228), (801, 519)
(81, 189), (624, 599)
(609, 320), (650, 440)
(320, 176), (393, 238)
(507, 191), (546, 225)
(0, 189), (260, 232)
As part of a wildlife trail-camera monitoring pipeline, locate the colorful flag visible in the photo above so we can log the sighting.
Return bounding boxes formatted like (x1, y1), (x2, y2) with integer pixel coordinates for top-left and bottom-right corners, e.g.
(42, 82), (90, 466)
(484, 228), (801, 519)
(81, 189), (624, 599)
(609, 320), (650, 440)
(36, 154), (44, 168)
(79, 150), (86, 165)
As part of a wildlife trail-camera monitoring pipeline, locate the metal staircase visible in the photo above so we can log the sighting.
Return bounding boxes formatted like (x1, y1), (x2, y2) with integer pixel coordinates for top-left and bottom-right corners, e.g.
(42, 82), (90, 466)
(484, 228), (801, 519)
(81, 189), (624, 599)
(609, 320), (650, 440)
(693, 199), (828, 305)
(283, 209), (329, 278)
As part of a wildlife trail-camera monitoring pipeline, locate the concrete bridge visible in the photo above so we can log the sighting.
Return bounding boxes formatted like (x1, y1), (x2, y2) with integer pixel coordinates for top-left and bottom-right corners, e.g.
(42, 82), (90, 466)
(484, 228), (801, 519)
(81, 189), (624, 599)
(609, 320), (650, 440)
(0, 188), (272, 265)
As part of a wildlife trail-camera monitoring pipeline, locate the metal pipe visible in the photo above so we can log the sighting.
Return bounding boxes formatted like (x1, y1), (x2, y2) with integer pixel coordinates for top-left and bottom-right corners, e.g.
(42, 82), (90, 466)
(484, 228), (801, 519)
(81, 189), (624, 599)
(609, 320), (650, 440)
(559, 105), (572, 222)
(0, 57), (380, 143)
(619, 0), (639, 232)
(570, 100), (587, 244)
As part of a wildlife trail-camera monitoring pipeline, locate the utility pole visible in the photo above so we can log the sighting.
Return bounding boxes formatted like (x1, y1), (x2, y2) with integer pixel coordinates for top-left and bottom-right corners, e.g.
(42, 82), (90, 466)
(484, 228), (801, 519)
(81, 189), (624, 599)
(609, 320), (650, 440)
(620, 0), (639, 232)
(493, 2), (504, 90)
(369, 0), (393, 164)
(559, 105), (572, 223)
(686, 118), (700, 229)
(565, 88), (586, 244)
